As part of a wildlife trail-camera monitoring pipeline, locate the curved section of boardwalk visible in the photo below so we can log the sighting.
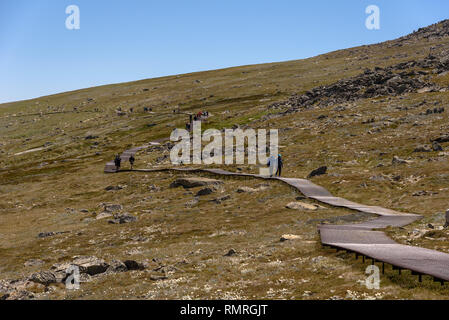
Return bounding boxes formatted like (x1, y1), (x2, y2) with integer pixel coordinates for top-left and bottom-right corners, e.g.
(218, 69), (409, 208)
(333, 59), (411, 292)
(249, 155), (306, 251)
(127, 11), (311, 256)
(105, 144), (449, 283)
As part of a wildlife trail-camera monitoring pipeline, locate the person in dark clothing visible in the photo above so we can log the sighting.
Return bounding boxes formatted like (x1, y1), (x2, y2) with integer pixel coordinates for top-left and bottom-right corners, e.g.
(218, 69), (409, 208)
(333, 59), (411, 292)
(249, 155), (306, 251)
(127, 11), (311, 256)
(114, 154), (121, 172)
(276, 154), (283, 177)
(129, 155), (135, 170)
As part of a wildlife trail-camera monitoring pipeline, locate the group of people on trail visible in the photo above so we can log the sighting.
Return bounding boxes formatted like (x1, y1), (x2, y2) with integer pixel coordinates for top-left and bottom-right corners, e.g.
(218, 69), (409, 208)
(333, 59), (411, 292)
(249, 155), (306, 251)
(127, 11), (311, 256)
(193, 110), (209, 121)
(267, 154), (283, 177)
(114, 154), (135, 171)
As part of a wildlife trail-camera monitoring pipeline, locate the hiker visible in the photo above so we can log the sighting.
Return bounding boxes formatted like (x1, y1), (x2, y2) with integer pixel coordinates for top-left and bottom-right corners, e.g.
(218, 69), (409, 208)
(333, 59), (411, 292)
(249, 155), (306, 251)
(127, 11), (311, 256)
(114, 154), (121, 172)
(129, 155), (135, 170)
(276, 154), (283, 177)
(266, 155), (277, 178)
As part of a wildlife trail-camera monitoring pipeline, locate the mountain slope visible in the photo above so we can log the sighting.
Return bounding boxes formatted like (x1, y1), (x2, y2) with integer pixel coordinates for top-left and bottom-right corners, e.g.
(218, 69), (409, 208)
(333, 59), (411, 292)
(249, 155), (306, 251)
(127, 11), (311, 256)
(1, 20), (449, 300)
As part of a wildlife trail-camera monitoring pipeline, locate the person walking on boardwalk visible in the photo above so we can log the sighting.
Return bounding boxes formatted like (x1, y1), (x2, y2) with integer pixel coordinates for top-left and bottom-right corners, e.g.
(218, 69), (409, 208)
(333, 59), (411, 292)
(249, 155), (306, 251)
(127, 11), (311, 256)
(129, 155), (135, 170)
(276, 154), (283, 177)
(266, 155), (277, 178)
(114, 154), (121, 172)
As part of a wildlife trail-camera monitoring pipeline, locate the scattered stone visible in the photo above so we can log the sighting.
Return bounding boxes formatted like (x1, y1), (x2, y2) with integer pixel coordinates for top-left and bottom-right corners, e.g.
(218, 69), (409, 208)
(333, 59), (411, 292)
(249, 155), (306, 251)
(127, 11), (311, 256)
(414, 145), (432, 153)
(445, 209), (449, 228)
(280, 234), (301, 242)
(432, 141), (444, 151)
(412, 190), (438, 197)
(185, 197), (199, 208)
(28, 271), (57, 286)
(196, 187), (216, 196)
(170, 177), (223, 189)
(392, 156), (411, 165)
(433, 135), (449, 144)
(105, 185), (125, 191)
(123, 260), (145, 271)
(96, 212), (113, 220)
(224, 249), (237, 257)
(37, 231), (67, 238)
(24, 259), (45, 267)
(237, 186), (258, 193)
(307, 166), (327, 178)
(2, 290), (34, 300)
(107, 260), (128, 273)
(108, 213), (137, 224)
(103, 203), (123, 213)
(286, 202), (320, 211)
(211, 195), (231, 204)
(148, 184), (161, 192)
(150, 275), (168, 281)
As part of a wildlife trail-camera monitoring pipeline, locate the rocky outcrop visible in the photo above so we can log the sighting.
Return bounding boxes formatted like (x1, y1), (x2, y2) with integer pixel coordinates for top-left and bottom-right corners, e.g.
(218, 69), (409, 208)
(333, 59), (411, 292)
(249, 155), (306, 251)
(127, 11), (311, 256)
(108, 213), (137, 224)
(170, 177), (223, 189)
(268, 53), (448, 114)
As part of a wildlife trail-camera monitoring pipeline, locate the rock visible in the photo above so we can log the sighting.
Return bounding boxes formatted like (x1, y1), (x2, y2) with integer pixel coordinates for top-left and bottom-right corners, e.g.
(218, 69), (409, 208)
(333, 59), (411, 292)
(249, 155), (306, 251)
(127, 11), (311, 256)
(107, 260), (128, 273)
(150, 275), (168, 281)
(211, 195), (231, 204)
(427, 223), (435, 229)
(224, 249), (237, 257)
(414, 145), (432, 152)
(85, 135), (99, 140)
(392, 156), (411, 165)
(37, 231), (67, 238)
(307, 166), (327, 178)
(185, 197), (199, 208)
(103, 203), (123, 213)
(148, 184), (161, 192)
(71, 256), (109, 276)
(28, 271), (57, 286)
(432, 141), (444, 151)
(123, 260), (145, 271)
(24, 259), (45, 267)
(433, 135), (449, 143)
(105, 185), (125, 191)
(286, 202), (319, 211)
(196, 187), (216, 196)
(445, 209), (449, 228)
(237, 186), (258, 193)
(280, 234), (301, 242)
(96, 212), (113, 220)
(3, 290), (34, 300)
(170, 177), (223, 189)
(108, 213), (137, 224)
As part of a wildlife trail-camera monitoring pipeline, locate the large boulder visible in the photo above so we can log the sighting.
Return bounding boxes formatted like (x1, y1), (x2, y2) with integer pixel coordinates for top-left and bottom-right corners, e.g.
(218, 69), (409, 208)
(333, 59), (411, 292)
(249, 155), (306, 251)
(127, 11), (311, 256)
(28, 271), (57, 286)
(71, 256), (109, 276)
(307, 166), (327, 178)
(170, 177), (223, 189)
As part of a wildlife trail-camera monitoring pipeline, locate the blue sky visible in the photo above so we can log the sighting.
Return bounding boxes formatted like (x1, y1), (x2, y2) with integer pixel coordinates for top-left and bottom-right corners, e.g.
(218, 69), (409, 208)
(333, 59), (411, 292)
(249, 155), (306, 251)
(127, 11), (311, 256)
(1, 0), (448, 104)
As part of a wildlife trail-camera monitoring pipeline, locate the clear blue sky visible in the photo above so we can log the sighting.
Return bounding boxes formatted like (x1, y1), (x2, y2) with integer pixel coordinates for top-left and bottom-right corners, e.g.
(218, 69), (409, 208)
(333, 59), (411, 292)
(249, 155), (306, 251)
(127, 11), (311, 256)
(1, 0), (448, 104)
